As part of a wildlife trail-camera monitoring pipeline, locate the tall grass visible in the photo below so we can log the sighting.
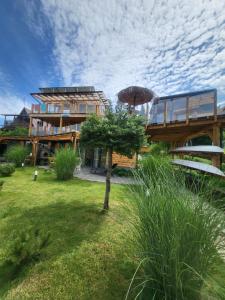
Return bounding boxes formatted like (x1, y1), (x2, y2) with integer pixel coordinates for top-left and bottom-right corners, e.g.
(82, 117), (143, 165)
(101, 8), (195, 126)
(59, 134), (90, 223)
(5, 145), (29, 167)
(127, 155), (225, 299)
(55, 147), (79, 180)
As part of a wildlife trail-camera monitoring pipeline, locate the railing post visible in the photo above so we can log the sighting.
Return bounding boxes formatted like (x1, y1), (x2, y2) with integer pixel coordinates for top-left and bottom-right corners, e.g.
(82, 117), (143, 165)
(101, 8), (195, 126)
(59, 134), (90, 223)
(186, 97), (189, 124)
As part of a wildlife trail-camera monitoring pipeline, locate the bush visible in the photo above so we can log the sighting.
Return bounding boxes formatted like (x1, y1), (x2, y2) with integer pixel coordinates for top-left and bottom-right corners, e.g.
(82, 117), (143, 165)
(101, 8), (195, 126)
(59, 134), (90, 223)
(55, 148), (79, 180)
(5, 145), (29, 167)
(0, 180), (4, 191)
(127, 156), (225, 299)
(0, 163), (15, 177)
(149, 142), (169, 156)
(4, 228), (50, 276)
(0, 127), (28, 137)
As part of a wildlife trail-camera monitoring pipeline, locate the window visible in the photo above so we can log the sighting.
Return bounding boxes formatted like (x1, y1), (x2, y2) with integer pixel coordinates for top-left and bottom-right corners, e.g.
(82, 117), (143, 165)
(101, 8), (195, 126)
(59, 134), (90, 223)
(63, 103), (70, 114)
(167, 97), (186, 122)
(149, 100), (164, 124)
(79, 104), (86, 113)
(87, 105), (96, 113)
(189, 92), (214, 119)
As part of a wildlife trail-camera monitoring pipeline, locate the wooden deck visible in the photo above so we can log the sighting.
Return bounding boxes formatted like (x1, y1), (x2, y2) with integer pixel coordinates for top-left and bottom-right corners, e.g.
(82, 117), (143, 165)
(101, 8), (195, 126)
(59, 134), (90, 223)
(0, 132), (79, 166)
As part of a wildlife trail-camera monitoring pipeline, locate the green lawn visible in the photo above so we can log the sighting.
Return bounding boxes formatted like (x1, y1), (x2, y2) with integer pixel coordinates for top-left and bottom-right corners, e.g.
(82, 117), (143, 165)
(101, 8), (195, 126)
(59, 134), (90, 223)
(0, 168), (135, 300)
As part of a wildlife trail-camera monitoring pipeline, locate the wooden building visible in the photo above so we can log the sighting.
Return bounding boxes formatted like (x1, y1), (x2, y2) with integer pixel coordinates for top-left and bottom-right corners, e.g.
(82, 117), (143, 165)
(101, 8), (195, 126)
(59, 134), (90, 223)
(1, 107), (30, 130)
(29, 86), (108, 136)
(147, 89), (225, 167)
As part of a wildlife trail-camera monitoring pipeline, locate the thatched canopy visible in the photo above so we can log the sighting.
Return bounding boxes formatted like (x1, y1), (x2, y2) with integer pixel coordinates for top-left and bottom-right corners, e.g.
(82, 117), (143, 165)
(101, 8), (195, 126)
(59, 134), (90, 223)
(118, 86), (155, 106)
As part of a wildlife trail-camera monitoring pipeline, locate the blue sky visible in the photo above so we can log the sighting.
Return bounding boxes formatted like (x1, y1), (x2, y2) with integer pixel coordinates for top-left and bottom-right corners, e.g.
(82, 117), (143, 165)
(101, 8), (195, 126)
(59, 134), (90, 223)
(1, 0), (225, 119)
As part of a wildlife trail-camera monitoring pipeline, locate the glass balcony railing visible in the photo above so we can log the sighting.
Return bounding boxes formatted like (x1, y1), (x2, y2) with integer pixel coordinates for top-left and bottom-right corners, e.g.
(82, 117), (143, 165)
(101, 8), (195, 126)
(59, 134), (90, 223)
(149, 91), (216, 125)
(31, 103), (105, 115)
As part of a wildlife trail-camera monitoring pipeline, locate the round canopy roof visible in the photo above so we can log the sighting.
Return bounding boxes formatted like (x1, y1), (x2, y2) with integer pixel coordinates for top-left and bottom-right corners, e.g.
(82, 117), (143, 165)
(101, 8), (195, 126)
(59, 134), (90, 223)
(118, 86), (155, 106)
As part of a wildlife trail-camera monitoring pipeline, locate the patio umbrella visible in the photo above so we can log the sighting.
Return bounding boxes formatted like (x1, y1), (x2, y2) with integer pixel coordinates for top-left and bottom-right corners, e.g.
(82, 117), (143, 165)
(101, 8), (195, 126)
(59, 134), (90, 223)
(118, 86), (155, 107)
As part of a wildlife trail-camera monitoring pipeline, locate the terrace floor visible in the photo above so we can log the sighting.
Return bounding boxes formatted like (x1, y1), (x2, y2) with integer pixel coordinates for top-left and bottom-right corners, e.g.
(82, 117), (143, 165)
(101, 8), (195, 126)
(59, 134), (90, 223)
(74, 167), (135, 184)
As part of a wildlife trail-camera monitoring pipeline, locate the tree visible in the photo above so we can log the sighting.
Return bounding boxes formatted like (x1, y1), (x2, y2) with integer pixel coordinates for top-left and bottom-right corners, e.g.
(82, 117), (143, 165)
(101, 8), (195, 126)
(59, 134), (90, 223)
(80, 109), (146, 210)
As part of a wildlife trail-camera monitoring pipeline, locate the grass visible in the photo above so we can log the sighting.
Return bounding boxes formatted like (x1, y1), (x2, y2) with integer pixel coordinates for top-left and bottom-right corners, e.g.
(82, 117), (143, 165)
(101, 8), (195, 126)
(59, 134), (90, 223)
(0, 168), (135, 300)
(127, 155), (225, 300)
(0, 166), (225, 299)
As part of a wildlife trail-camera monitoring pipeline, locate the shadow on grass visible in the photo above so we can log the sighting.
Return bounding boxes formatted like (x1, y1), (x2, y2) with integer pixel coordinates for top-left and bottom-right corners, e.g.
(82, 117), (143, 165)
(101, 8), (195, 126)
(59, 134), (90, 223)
(0, 201), (105, 294)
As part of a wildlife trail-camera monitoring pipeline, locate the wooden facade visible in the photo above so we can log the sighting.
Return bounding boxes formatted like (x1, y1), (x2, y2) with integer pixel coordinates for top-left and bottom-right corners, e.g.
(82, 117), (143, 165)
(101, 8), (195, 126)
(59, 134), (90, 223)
(112, 152), (137, 168)
(29, 86), (108, 136)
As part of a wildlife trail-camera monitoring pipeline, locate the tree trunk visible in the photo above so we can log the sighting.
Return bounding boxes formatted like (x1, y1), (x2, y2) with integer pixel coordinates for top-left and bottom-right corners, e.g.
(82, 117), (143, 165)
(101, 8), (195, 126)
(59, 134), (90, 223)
(103, 148), (113, 210)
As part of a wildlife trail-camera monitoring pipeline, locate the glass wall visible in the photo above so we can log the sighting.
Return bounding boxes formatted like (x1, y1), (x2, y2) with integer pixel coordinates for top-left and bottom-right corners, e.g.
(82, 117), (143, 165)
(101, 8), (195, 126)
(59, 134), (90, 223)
(149, 91), (216, 125)
(189, 92), (214, 119)
(149, 100), (164, 124)
(166, 97), (186, 122)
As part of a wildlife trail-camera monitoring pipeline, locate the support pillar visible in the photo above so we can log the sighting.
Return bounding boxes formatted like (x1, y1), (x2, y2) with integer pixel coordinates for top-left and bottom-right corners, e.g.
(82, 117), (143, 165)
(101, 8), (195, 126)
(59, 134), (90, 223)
(59, 116), (63, 134)
(73, 137), (77, 151)
(32, 140), (39, 166)
(212, 125), (221, 168)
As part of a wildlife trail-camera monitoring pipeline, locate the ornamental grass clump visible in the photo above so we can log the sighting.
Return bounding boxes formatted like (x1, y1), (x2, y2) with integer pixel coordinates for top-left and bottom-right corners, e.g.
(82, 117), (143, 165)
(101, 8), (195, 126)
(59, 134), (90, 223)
(127, 155), (225, 300)
(55, 148), (79, 180)
(5, 145), (29, 167)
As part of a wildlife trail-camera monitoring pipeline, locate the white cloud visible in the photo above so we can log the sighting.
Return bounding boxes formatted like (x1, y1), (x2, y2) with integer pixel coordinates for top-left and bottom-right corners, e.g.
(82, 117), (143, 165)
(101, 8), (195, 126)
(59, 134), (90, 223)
(0, 94), (25, 115)
(0, 70), (28, 115)
(30, 0), (225, 101)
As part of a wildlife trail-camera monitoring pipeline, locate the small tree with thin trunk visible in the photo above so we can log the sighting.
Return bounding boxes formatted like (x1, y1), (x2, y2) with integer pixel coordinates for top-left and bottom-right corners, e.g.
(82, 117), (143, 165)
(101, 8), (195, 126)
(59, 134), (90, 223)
(80, 108), (145, 210)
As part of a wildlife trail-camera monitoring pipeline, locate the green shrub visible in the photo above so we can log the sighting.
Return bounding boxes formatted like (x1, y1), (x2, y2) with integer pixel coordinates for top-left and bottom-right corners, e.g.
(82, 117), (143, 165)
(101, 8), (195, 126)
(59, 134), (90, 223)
(5, 145), (29, 167)
(55, 148), (79, 180)
(0, 163), (15, 177)
(149, 142), (169, 156)
(0, 127), (28, 137)
(5, 228), (50, 276)
(0, 180), (4, 191)
(127, 156), (225, 299)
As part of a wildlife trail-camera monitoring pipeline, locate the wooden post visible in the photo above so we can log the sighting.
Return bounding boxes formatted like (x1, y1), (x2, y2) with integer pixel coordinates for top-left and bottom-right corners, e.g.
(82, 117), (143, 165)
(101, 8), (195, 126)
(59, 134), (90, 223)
(32, 140), (38, 166)
(29, 117), (33, 136)
(59, 116), (63, 134)
(212, 125), (221, 168)
(163, 100), (167, 127)
(214, 90), (217, 121)
(73, 137), (77, 151)
(186, 97), (189, 124)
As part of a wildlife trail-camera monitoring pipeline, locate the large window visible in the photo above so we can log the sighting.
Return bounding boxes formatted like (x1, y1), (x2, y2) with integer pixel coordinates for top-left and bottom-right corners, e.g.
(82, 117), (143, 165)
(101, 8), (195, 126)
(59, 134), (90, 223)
(63, 103), (70, 114)
(167, 97), (186, 122)
(87, 104), (96, 113)
(149, 100), (164, 124)
(79, 104), (86, 113)
(48, 104), (61, 113)
(189, 92), (214, 119)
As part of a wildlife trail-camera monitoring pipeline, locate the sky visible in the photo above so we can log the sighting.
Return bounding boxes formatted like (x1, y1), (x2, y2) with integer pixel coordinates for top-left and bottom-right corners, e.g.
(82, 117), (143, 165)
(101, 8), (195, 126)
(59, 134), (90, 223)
(1, 0), (225, 118)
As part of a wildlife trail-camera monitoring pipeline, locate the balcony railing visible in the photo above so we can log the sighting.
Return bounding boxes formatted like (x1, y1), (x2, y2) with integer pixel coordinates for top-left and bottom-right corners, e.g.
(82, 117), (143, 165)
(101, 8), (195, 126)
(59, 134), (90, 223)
(148, 90), (218, 125)
(31, 124), (81, 136)
(31, 104), (105, 115)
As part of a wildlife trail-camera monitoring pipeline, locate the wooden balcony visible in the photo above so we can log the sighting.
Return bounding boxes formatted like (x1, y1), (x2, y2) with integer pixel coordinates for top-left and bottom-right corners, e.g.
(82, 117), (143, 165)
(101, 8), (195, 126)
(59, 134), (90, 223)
(31, 103), (105, 115)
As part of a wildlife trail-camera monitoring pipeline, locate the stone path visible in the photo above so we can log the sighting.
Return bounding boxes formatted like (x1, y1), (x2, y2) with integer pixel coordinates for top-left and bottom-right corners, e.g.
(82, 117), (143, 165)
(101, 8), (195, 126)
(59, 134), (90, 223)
(74, 167), (135, 185)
